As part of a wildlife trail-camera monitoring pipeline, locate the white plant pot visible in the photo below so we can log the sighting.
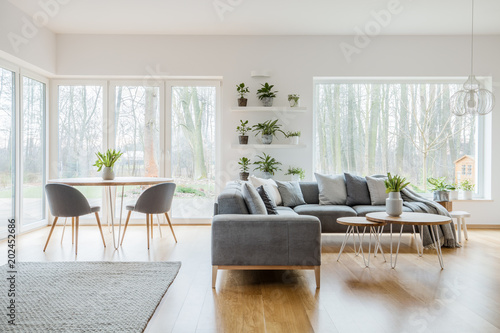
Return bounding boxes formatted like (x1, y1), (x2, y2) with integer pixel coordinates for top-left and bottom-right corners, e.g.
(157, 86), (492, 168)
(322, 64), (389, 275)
(463, 191), (473, 200)
(262, 172), (273, 179)
(261, 134), (273, 144)
(290, 174), (300, 182)
(289, 136), (299, 145)
(386, 191), (403, 217)
(102, 167), (115, 180)
(449, 190), (458, 201)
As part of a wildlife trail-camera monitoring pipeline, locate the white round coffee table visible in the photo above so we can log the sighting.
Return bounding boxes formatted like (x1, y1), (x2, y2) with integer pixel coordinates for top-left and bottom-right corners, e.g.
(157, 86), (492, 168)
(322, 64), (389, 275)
(366, 212), (452, 269)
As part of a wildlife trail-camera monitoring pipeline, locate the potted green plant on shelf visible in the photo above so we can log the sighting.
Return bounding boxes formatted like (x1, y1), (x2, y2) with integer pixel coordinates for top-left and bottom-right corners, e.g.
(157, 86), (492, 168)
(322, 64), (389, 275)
(253, 153), (282, 179)
(93, 149), (123, 180)
(256, 82), (278, 107)
(427, 177), (455, 202)
(252, 119), (285, 144)
(236, 119), (251, 144)
(288, 94), (300, 107)
(236, 83), (250, 107)
(285, 131), (301, 145)
(238, 157), (251, 181)
(384, 173), (410, 217)
(285, 166), (305, 181)
(460, 179), (475, 200)
(449, 183), (459, 200)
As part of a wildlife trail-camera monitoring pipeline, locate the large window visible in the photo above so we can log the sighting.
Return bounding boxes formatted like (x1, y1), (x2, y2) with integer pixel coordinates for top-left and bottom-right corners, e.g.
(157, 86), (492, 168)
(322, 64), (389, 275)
(170, 85), (216, 218)
(0, 68), (15, 231)
(315, 79), (479, 193)
(22, 76), (46, 225)
(58, 85), (104, 208)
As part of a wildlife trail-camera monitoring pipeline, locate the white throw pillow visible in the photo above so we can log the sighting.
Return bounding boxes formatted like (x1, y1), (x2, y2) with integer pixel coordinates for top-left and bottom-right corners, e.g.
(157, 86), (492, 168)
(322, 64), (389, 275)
(249, 175), (282, 206)
(314, 173), (347, 205)
(366, 175), (389, 205)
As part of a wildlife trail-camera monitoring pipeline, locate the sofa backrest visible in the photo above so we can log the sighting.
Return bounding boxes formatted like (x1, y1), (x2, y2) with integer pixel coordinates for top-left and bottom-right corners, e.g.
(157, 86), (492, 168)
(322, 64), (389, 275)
(298, 182), (320, 204)
(214, 182), (249, 215)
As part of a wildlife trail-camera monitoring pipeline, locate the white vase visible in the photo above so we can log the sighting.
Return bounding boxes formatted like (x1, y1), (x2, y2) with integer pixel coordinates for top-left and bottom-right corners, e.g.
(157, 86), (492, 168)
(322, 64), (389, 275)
(289, 136), (299, 145)
(449, 190), (458, 201)
(386, 192), (403, 217)
(102, 167), (115, 180)
(261, 134), (273, 144)
(290, 174), (300, 181)
(262, 172), (273, 179)
(463, 191), (473, 200)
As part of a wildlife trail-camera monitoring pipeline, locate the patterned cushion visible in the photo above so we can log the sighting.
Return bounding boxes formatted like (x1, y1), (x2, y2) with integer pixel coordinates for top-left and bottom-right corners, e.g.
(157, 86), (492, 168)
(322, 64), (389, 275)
(256, 185), (278, 215)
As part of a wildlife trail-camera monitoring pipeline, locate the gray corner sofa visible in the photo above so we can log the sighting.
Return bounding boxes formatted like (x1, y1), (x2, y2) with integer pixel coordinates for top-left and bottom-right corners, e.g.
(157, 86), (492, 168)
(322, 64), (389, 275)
(211, 182), (322, 288)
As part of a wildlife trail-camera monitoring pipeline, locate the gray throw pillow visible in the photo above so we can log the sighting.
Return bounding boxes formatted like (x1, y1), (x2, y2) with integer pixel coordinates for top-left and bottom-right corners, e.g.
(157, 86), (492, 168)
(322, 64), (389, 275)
(366, 175), (389, 205)
(242, 183), (268, 214)
(314, 173), (347, 205)
(344, 173), (372, 206)
(275, 180), (306, 207)
(256, 185), (278, 215)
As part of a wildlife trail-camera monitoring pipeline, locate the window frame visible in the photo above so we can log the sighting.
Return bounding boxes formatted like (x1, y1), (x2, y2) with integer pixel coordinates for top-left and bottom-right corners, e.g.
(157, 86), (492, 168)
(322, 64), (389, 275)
(313, 76), (490, 199)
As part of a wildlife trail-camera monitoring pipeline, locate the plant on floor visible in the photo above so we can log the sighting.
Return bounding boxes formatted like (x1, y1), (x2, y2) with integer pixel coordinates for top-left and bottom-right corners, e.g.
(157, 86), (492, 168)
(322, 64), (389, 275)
(256, 83), (278, 107)
(252, 119), (285, 144)
(384, 173), (410, 193)
(238, 157), (251, 181)
(236, 83), (250, 107)
(236, 120), (251, 144)
(253, 153), (282, 177)
(285, 166), (305, 181)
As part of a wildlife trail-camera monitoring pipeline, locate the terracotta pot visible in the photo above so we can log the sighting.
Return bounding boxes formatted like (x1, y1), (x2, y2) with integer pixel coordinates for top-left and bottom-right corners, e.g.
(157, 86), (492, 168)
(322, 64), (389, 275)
(239, 172), (249, 181)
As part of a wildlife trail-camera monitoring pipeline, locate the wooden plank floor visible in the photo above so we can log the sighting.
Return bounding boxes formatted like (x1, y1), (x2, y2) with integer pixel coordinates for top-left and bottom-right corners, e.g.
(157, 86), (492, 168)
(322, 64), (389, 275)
(1, 225), (500, 333)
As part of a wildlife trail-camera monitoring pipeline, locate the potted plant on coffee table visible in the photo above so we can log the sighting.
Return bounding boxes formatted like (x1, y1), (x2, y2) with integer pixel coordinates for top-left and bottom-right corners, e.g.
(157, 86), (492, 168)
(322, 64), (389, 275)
(256, 82), (278, 107)
(285, 166), (305, 181)
(238, 157), (250, 181)
(236, 83), (250, 107)
(93, 149), (123, 180)
(285, 131), (301, 145)
(253, 153), (281, 179)
(236, 120), (251, 144)
(427, 177), (454, 202)
(460, 179), (475, 200)
(252, 119), (285, 144)
(384, 173), (410, 217)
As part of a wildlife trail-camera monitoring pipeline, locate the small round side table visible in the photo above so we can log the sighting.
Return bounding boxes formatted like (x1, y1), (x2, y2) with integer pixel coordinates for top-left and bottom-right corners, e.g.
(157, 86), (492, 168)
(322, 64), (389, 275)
(336, 217), (387, 267)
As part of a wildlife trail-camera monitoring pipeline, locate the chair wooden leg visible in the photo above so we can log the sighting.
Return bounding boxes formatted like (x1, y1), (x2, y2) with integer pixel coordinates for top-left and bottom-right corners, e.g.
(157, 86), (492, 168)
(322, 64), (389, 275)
(151, 214), (154, 239)
(212, 266), (218, 288)
(314, 266), (321, 288)
(146, 214), (150, 250)
(75, 216), (79, 255)
(43, 217), (59, 252)
(164, 213), (177, 243)
(71, 217), (75, 244)
(156, 214), (163, 238)
(120, 211), (132, 245)
(95, 212), (106, 248)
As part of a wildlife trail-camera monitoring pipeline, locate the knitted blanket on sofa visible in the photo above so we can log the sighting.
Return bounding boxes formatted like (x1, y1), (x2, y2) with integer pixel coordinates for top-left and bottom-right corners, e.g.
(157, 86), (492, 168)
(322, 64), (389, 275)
(401, 187), (459, 248)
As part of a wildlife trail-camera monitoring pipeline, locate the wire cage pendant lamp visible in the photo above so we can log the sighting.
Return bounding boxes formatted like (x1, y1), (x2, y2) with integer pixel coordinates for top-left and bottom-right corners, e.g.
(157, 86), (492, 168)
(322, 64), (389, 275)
(451, 0), (495, 116)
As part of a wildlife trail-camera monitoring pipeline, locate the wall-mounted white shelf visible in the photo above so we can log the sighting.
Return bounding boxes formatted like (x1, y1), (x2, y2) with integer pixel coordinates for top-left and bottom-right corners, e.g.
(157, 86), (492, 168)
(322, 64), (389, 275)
(231, 106), (307, 113)
(231, 144), (306, 149)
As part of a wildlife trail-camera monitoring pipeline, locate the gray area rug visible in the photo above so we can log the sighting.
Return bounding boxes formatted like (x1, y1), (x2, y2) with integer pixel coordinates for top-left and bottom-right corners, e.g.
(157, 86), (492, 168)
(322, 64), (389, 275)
(0, 261), (181, 332)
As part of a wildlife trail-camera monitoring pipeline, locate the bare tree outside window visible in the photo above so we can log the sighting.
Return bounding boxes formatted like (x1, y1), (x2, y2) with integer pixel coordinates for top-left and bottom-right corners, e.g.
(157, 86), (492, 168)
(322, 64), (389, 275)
(315, 81), (476, 192)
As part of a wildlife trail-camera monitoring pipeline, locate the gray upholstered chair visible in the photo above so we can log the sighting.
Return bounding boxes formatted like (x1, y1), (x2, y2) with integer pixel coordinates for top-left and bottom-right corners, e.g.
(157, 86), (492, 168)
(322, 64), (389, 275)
(120, 182), (177, 249)
(44, 183), (106, 255)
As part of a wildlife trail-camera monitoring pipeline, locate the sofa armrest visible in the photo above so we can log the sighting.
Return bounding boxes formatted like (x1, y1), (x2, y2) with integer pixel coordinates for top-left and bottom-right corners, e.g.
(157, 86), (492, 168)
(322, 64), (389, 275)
(211, 214), (321, 266)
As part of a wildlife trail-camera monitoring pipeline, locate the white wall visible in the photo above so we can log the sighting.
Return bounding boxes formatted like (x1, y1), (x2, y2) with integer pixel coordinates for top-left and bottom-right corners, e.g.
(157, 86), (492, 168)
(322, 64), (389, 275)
(0, 0), (56, 74)
(54, 34), (500, 225)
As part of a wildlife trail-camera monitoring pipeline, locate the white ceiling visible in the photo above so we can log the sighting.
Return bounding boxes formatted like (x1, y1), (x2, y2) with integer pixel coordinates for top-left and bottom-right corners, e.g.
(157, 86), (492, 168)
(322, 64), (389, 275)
(8, 0), (500, 35)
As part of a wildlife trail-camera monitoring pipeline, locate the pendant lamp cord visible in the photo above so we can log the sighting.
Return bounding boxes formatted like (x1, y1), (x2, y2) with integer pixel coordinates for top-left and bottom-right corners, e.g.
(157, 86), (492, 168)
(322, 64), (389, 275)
(470, 0), (474, 80)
